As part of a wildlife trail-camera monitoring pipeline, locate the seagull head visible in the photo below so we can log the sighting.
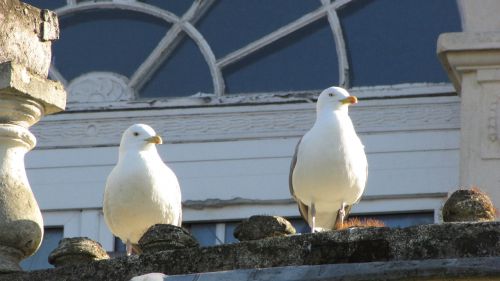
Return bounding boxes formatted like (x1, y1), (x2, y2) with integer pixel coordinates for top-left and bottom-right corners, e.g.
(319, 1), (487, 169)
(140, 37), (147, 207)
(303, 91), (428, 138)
(317, 86), (358, 112)
(119, 124), (163, 152)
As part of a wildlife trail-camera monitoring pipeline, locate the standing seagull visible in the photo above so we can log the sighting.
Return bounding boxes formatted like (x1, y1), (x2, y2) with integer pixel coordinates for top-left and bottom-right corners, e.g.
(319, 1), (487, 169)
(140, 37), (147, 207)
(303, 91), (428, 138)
(290, 87), (367, 232)
(103, 124), (182, 255)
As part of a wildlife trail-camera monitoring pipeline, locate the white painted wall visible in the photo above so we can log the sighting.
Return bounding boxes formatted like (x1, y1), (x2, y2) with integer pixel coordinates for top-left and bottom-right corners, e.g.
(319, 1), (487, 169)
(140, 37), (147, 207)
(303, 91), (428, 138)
(25, 92), (460, 251)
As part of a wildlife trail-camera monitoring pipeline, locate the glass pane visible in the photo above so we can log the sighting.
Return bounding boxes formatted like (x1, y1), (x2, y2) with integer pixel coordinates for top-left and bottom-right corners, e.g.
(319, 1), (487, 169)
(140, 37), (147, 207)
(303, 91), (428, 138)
(189, 223), (217, 247)
(21, 228), (63, 271)
(224, 222), (239, 244)
(355, 212), (434, 228)
(54, 10), (170, 81)
(197, 0), (320, 57)
(224, 18), (338, 94)
(22, 0), (65, 10)
(140, 37), (212, 97)
(288, 218), (311, 234)
(114, 237), (126, 255)
(339, 0), (461, 86)
(289, 211), (434, 232)
(138, 0), (193, 16)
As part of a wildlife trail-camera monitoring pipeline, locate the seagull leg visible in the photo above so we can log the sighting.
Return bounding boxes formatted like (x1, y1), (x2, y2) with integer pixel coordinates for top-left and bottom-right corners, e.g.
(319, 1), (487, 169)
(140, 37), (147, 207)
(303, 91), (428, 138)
(334, 202), (347, 230)
(311, 202), (316, 233)
(126, 239), (132, 256)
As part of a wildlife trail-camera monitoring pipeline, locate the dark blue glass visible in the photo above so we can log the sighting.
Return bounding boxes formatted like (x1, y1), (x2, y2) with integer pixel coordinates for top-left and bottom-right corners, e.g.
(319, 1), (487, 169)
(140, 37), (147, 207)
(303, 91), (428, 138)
(224, 222), (239, 244)
(54, 10), (169, 80)
(22, 0), (65, 10)
(339, 0), (462, 86)
(197, 0), (320, 57)
(140, 37), (212, 97)
(290, 212), (434, 233)
(138, 0), (193, 16)
(21, 228), (63, 271)
(354, 212), (434, 228)
(224, 18), (339, 94)
(190, 223), (217, 247)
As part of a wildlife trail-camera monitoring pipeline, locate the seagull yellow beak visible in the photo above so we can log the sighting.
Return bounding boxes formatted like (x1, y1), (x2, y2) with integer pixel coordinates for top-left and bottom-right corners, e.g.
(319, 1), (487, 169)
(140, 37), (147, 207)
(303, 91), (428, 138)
(146, 135), (163, 144)
(341, 96), (358, 105)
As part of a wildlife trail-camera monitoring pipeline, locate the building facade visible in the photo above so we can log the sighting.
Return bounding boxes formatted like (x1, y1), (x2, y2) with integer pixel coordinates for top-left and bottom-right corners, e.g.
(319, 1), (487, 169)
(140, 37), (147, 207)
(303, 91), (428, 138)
(19, 0), (465, 269)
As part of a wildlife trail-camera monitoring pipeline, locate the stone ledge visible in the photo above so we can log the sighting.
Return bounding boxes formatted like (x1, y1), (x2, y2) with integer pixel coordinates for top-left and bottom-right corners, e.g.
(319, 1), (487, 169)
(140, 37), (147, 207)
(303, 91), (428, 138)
(0, 62), (66, 115)
(437, 31), (500, 92)
(133, 257), (500, 281)
(2, 222), (499, 281)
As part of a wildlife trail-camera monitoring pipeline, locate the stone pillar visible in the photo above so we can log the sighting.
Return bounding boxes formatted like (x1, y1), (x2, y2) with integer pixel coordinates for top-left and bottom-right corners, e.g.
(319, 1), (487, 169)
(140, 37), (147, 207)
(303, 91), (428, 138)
(0, 0), (66, 272)
(438, 1), (500, 208)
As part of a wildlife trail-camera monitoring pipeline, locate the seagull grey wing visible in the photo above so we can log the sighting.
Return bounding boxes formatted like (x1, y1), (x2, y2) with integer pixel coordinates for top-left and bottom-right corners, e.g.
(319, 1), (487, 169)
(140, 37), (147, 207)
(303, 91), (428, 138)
(289, 137), (309, 221)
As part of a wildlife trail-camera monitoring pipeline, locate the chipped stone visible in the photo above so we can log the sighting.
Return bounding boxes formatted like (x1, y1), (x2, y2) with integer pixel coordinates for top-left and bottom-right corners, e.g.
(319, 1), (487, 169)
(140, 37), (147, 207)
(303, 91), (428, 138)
(0, 0), (59, 77)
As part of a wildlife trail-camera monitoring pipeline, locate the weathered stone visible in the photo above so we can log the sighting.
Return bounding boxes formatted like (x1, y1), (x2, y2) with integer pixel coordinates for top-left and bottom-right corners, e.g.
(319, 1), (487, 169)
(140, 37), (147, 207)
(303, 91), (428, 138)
(0, 62), (66, 119)
(0, 222), (499, 280)
(48, 237), (109, 268)
(129, 257), (500, 281)
(0, 0), (59, 77)
(234, 215), (296, 241)
(443, 188), (496, 222)
(138, 224), (199, 253)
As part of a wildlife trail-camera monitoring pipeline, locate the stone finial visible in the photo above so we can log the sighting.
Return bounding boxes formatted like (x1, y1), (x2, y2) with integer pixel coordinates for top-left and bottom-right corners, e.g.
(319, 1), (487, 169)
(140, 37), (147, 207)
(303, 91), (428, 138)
(138, 224), (199, 253)
(442, 187), (497, 222)
(48, 237), (109, 268)
(234, 215), (296, 241)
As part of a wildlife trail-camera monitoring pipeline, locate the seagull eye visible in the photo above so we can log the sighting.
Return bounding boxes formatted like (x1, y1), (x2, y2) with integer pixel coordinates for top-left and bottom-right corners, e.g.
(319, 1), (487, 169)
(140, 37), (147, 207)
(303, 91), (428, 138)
(328, 93), (334, 97)
(133, 132), (139, 136)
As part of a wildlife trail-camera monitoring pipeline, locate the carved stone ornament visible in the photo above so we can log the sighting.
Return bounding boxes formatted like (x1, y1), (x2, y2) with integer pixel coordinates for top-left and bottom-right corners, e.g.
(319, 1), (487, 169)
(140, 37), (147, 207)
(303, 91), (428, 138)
(67, 72), (135, 103)
(488, 94), (500, 142)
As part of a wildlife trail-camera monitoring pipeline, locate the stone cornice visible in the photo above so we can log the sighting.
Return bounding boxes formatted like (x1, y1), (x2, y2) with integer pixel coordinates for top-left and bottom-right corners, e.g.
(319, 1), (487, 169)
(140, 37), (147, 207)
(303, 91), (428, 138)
(31, 96), (460, 149)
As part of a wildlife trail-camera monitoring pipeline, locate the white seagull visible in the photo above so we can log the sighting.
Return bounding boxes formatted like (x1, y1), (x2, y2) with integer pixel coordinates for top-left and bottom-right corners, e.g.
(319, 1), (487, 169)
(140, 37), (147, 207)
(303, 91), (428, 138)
(289, 87), (367, 232)
(103, 124), (182, 255)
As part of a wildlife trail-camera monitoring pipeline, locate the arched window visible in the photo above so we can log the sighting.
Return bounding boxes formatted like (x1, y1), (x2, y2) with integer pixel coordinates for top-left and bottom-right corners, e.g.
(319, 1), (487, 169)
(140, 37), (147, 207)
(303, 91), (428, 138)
(24, 0), (461, 106)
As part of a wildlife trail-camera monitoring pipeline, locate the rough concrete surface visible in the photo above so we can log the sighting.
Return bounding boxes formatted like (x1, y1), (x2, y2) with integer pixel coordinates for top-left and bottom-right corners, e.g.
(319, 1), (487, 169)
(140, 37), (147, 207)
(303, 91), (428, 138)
(1, 222), (499, 281)
(0, 0), (59, 77)
(132, 257), (500, 281)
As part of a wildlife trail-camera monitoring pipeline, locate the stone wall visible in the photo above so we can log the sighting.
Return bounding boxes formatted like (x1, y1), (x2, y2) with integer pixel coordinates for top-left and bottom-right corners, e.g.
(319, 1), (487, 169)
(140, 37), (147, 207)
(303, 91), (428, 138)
(1, 222), (499, 281)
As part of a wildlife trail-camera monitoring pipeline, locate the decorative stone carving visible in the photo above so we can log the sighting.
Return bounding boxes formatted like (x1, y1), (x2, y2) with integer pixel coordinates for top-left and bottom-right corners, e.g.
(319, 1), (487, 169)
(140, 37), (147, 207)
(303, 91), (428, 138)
(48, 237), (109, 268)
(0, 61), (66, 272)
(67, 72), (135, 103)
(31, 97), (460, 149)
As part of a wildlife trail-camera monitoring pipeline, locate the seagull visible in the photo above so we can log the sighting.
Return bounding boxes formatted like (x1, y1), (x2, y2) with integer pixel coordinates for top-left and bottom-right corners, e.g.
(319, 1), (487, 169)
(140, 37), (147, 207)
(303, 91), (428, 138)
(103, 124), (182, 255)
(289, 87), (367, 232)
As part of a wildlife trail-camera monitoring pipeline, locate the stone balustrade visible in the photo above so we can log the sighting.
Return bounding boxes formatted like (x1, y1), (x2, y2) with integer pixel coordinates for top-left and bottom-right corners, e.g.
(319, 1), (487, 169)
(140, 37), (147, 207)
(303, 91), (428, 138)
(0, 0), (66, 272)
